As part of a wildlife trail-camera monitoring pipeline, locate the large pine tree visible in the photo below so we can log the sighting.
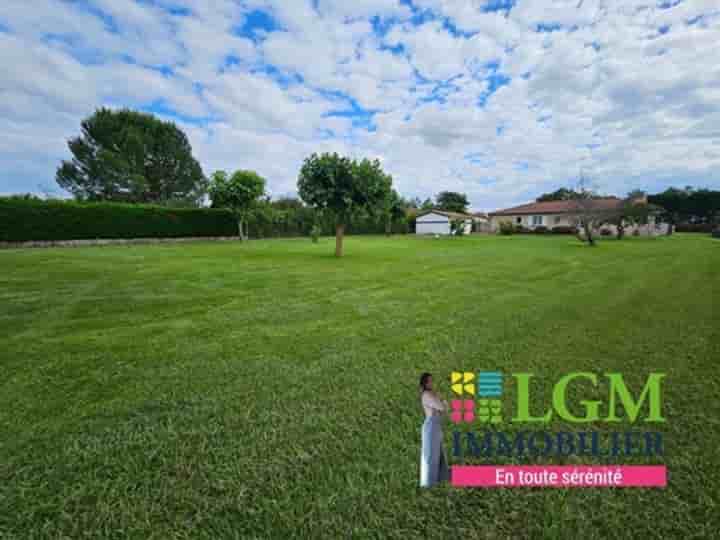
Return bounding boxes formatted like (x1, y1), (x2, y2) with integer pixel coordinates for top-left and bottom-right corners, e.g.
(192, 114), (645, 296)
(56, 108), (205, 205)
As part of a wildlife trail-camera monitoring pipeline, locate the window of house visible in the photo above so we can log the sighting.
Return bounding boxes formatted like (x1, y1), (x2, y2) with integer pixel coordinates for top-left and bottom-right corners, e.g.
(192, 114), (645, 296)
(531, 215), (543, 226)
(554, 216), (562, 225)
(516, 217), (522, 224)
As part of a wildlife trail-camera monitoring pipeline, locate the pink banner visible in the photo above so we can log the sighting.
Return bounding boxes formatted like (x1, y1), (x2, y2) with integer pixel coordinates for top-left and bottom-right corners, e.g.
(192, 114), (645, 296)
(451, 465), (666, 488)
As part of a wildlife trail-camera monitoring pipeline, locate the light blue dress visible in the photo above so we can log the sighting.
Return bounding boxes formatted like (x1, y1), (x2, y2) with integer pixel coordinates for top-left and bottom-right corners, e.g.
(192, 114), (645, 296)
(420, 397), (449, 487)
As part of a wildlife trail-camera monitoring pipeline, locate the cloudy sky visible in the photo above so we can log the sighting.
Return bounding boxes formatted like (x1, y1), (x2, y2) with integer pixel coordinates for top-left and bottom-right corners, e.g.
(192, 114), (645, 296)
(1, 0), (718, 210)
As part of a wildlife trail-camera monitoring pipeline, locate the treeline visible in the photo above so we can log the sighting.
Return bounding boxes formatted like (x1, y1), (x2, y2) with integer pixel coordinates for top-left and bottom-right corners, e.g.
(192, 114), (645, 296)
(647, 187), (720, 229)
(238, 198), (413, 239)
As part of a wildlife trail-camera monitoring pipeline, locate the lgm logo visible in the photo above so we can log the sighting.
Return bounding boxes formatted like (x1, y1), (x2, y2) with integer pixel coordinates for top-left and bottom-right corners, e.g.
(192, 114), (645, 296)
(451, 371), (666, 424)
(450, 371), (668, 486)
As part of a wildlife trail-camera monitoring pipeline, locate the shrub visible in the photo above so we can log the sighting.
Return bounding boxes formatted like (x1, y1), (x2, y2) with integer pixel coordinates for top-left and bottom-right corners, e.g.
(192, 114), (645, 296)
(0, 198), (236, 242)
(498, 221), (515, 235)
(534, 226), (548, 234)
(551, 226), (576, 235)
(310, 224), (321, 243)
(451, 219), (466, 236)
(676, 223), (714, 233)
(600, 228), (613, 236)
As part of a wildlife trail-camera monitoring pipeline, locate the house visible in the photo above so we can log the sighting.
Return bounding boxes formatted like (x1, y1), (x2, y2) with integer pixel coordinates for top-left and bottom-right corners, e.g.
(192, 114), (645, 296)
(488, 197), (670, 235)
(415, 210), (477, 235)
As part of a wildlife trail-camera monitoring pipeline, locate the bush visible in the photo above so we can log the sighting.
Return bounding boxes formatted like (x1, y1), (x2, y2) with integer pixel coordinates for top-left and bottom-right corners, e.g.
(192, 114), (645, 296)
(600, 228), (613, 236)
(551, 226), (576, 235)
(451, 219), (466, 236)
(310, 224), (321, 243)
(676, 223), (714, 233)
(0, 198), (237, 242)
(533, 226), (548, 234)
(498, 221), (515, 235)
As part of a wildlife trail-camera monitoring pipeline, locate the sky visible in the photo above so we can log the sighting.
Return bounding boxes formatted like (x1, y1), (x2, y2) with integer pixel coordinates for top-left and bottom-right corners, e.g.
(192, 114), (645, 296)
(0, 0), (718, 211)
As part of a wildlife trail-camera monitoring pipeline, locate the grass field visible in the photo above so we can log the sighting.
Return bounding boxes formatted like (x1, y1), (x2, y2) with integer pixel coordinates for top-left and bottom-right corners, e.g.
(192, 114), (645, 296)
(1, 234), (718, 539)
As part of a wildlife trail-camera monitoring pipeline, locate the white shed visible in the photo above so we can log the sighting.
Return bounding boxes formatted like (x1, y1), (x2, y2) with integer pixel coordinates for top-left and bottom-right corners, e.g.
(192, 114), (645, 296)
(415, 210), (474, 235)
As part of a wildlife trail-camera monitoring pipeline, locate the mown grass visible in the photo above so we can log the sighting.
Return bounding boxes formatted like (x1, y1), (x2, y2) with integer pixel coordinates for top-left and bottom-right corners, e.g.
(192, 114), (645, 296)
(1, 234), (718, 539)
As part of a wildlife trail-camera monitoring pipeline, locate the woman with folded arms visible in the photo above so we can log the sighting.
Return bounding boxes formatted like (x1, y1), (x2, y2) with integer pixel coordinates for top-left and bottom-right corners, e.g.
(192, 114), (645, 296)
(419, 372), (449, 487)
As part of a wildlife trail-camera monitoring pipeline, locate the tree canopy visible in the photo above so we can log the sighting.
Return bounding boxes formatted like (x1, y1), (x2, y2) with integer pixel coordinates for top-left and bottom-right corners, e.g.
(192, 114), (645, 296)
(208, 170), (266, 241)
(56, 108), (205, 205)
(536, 188), (580, 202)
(298, 152), (392, 256)
(435, 191), (469, 213)
(649, 187), (720, 229)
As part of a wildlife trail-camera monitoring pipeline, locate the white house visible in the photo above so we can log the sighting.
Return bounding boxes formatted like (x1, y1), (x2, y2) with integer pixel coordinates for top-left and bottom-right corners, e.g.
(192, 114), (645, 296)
(415, 210), (476, 235)
(488, 197), (670, 235)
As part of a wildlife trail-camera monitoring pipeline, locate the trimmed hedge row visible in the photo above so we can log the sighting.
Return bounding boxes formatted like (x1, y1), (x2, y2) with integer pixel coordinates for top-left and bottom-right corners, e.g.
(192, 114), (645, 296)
(0, 199), (237, 242)
(0, 198), (413, 242)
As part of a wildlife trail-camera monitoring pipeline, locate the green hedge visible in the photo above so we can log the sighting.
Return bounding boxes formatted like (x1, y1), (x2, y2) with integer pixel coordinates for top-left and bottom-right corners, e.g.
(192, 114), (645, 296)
(0, 198), (413, 242)
(0, 199), (237, 242)
(675, 223), (715, 233)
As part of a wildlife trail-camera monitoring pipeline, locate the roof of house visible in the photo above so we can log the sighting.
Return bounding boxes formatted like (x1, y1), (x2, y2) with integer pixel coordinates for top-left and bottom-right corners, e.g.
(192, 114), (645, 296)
(416, 209), (475, 220)
(489, 197), (623, 216)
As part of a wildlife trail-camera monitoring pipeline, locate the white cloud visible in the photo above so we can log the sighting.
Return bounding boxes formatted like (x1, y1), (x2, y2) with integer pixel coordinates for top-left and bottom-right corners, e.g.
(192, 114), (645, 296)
(0, 0), (718, 208)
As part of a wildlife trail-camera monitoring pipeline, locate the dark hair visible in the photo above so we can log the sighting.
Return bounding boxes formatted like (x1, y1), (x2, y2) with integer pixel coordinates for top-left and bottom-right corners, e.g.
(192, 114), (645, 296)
(419, 372), (432, 395)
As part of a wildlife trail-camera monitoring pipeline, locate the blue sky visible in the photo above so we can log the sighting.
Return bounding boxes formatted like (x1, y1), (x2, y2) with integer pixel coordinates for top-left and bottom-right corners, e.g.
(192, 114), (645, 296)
(1, 0), (718, 210)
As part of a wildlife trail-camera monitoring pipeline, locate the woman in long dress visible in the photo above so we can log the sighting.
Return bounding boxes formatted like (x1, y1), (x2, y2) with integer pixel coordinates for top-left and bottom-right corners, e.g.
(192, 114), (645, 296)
(419, 372), (450, 487)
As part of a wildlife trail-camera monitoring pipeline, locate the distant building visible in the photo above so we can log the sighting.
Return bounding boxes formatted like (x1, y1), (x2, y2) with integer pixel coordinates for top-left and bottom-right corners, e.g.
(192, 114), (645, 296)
(415, 210), (479, 235)
(488, 197), (670, 235)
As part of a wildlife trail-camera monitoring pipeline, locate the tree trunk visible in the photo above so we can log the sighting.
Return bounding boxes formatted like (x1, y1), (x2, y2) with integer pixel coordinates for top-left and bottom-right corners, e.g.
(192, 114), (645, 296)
(583, 221), (595, 246)
(335, 223), (345, 257)
(385, 216), (391, 236)
(237, 218), (247, 242)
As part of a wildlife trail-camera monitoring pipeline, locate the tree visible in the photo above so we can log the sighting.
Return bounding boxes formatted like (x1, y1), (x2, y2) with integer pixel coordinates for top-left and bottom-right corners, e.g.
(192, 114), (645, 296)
(208, 170), (266, 241)
(648, 188), (689, 235)
(649, 187), (720, 234)
(56, 108), (205, 204)
(420, 197), (434, 210)
(604, 198), (654, 239)
(567, 176), (613, 247)
(435, 191), (469, 213)
(536, 188), (580, 202)
(381, 189), (406, 236)
(271, 196), (304, 210)
(298, 153), (391, 257)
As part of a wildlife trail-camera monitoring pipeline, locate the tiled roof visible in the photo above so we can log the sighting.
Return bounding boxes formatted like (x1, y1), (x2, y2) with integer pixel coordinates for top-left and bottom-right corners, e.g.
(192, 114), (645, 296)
(416, 210), (475, 220)
(489, 198), (623, 216)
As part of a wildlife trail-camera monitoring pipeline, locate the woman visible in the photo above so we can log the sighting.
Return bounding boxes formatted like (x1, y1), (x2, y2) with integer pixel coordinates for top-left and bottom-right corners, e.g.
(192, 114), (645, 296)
(419, 372), (450, 487)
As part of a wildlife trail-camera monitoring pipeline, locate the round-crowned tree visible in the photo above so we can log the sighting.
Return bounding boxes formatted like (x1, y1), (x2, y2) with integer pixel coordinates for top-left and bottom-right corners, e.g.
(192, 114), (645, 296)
(208, 170), (266, 241)
(298, 153), (391, 257)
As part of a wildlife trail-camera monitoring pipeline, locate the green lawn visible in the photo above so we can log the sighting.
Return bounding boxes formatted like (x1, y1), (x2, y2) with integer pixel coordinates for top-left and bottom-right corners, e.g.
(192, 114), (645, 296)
(1, 234), (718, 539)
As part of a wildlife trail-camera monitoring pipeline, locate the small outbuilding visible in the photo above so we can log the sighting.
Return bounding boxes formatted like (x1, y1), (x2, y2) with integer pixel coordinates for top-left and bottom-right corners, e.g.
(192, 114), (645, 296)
(415, 210), (476, 235)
